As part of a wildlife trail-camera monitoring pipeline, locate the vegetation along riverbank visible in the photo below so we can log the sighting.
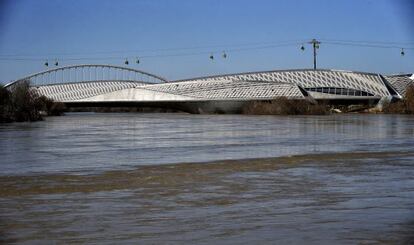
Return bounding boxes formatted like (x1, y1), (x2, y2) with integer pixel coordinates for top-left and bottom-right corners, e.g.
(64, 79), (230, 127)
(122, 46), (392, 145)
(0, 81), (65, 123)
(243, 85), (414, 115)
(382, 85), (414, 114)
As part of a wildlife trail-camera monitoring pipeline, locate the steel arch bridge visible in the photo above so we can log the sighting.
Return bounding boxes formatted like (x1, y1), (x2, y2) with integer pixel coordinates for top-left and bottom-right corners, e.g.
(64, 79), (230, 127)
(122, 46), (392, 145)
(4, 64), (168, 88)
(4, 64), (411, 113)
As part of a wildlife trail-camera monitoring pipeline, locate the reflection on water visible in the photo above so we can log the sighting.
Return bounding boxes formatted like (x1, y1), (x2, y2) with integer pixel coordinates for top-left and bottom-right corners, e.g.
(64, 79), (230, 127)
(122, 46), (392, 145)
(1, 113), (414, 244)
(1, 113), (414, 175)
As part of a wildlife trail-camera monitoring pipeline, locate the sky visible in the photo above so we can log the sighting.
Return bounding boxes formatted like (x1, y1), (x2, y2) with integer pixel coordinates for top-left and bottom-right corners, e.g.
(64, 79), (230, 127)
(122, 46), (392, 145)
(0, 0), (413, 83)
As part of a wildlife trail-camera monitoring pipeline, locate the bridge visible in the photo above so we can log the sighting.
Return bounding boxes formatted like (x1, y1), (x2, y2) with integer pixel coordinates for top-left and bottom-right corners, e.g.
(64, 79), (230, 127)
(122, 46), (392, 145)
(5, 64), (414, 113)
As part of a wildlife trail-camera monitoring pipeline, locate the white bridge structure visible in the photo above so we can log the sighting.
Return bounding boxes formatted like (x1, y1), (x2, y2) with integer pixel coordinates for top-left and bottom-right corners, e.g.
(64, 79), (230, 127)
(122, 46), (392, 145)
(5, 64), (413, 113)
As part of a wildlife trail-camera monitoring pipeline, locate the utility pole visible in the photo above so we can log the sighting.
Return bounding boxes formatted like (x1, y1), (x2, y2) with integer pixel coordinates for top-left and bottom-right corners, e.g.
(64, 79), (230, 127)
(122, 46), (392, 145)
(309, 39), (320, 70)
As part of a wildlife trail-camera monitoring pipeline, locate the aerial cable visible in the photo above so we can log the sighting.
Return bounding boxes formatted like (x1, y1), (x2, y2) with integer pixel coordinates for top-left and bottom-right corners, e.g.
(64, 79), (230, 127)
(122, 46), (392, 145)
(0, 41), (412, 63)
(0, 39), (308, 58)
(319, 38), (414, 46)
(323, 41), (414, 50)
(1, 39), (413, 59)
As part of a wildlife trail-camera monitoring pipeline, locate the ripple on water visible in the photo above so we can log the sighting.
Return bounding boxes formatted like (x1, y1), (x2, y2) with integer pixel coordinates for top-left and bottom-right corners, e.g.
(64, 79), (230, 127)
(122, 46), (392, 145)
(1, 151), (414, 243)
(1, 114), (414, 244)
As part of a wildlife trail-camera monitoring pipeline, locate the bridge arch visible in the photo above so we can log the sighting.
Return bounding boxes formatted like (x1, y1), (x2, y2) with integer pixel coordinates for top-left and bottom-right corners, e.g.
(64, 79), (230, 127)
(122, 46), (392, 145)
(4, 64), (168, 88)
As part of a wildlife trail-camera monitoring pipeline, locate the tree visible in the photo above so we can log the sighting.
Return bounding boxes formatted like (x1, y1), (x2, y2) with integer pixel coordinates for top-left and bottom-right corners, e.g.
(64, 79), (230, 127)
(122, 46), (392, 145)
(0, 85), (12, 122)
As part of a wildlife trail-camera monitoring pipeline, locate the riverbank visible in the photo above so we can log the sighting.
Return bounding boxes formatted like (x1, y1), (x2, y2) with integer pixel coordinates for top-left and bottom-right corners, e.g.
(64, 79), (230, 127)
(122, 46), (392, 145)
(383, 84), (414, 114)
(0, 81), (65, 123)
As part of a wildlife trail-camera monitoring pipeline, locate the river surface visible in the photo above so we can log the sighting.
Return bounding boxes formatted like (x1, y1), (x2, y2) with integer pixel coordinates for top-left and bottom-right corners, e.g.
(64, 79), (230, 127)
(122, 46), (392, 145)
(1, 113), (414, 244)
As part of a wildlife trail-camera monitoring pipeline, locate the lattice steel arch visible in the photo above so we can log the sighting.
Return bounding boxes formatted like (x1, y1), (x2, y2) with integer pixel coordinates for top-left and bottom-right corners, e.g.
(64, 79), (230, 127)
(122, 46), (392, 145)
(4, 64), (168, 88)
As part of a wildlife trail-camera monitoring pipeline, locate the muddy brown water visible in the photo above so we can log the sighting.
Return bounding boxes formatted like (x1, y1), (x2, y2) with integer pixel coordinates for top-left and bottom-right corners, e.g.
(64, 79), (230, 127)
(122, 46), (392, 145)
(1, 113), (414, 244)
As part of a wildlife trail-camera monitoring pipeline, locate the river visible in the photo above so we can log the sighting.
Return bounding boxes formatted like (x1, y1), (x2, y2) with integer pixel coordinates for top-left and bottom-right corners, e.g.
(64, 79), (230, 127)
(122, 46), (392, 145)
(1, 113), (414, 244)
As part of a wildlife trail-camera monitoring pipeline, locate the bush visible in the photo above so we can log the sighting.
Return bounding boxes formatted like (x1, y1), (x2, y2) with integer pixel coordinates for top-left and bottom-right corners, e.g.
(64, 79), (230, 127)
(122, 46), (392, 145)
(0, 80), (65, 123)
(36, 95), (66, 116)
(0, 85), (13, 123)
(242, 97), (329, 115)
(405, 84), (414, 113)
(8, 80), (42, 122)
(383, 84), (414, 114)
